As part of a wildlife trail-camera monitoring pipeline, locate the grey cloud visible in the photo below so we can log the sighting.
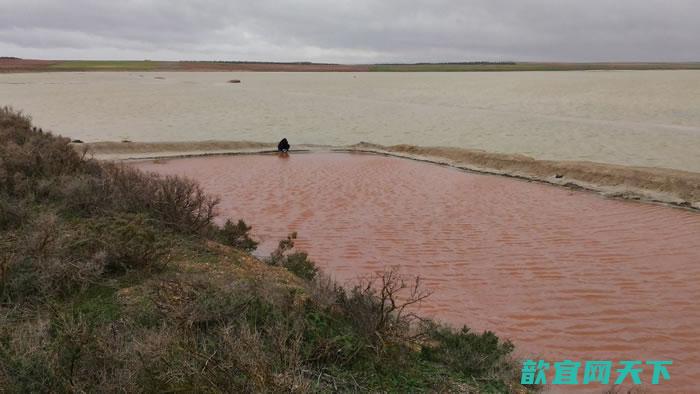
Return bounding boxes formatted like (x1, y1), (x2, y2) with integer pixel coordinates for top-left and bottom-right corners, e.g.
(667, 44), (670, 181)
(0, 0), (698, 62)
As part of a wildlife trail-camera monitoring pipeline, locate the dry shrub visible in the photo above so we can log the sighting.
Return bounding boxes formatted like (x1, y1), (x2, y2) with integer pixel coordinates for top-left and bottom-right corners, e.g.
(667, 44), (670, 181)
(70, 213), (170, 272)
(0, 106), (90, 197)
(21, 212), (61, 258)
(35, 163), (219, 235)
(220, 320), (310, 392)
(0, 309), (139, 393)
(338, 267), (431, 354)
(164, 322), (311, 392)
(1, 213), (107, 302)
(0, 195), (29, 230)
(1, 107), (219, 236)
(149, 277), (246, 328)
(307, 273), (342, 309)
(49, 174), (107, 216)
(0, 311), (59, 392)
(39, 255), (107, 297)
(135, 276), (312, 392)
(153, 175), (219, 233)
(99, 164), (156, 212)
(103, 164), (219, 234)
(1, 212), (168, 302)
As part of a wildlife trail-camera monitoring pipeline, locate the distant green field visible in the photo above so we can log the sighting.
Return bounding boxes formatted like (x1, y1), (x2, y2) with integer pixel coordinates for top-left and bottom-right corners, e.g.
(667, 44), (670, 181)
(5, 59), (699, 73)
(369, 62), (700, 72)
(48, 60), (167, 71)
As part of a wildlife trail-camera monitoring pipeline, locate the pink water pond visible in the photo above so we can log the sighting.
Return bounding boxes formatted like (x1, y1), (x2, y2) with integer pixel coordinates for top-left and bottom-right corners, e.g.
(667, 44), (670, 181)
(135, 152), (700, 391)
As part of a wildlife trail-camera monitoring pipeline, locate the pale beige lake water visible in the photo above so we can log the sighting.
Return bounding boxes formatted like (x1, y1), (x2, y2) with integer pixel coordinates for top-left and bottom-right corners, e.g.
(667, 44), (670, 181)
(2, 71), (700, 172)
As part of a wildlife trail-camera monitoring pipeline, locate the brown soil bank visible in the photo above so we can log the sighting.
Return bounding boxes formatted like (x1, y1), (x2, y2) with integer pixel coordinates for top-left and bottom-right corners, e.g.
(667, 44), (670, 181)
(0, 58), (58, 72)
(0, 58), (370, 73)
(348, 143), (700, 210)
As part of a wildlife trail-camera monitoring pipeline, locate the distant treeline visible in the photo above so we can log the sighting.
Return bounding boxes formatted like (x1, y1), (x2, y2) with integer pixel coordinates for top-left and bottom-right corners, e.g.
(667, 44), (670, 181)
(187, 60), (518, 66)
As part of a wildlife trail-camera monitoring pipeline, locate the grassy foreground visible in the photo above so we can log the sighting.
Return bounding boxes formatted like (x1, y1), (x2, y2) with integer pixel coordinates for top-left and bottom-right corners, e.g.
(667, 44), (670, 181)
(0, 107), (534, 392)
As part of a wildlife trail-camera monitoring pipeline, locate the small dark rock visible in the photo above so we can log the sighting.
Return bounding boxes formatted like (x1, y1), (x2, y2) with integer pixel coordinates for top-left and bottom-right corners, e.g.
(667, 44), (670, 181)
(228, 79), (241, 83)
(71, 139), (84, 144)
(563, 182), (584, 190)
(121, 139), (132, 143)
(555, 174), (564, 179)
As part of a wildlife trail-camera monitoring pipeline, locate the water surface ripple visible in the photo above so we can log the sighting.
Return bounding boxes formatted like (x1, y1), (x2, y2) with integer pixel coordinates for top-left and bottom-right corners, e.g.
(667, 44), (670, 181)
(135, 153), (700, 391)
(4, 71), (700, 171)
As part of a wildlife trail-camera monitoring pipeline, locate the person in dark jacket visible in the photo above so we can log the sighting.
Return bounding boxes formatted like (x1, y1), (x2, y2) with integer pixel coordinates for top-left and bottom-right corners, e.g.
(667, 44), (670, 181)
(277, 138), (290, 152)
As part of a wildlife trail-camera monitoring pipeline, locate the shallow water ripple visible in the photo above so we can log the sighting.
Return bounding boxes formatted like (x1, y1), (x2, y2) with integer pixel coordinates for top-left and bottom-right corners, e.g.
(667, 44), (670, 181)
(135, 153), (700, 391)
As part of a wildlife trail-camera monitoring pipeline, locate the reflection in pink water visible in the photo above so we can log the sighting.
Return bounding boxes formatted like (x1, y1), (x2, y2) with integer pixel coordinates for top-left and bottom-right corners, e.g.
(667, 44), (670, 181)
(135, 153), (700, 391)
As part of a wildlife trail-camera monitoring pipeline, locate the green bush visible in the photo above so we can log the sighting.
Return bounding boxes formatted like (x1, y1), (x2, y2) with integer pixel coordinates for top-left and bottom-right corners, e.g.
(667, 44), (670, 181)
(421, 323), (518, 389)
(70, 213), (170, 272)
(218, 219), (258, 252)
(283, 252), (318, 281)
(266, 233), (318, 280)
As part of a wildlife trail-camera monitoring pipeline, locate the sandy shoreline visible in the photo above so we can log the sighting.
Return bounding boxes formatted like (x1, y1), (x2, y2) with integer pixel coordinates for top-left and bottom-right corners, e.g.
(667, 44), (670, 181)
(80, 140), (700, 211)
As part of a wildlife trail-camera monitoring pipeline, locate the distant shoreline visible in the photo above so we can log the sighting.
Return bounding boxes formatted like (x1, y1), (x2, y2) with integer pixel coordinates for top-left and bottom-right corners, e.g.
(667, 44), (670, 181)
(3, 58), (700, 72)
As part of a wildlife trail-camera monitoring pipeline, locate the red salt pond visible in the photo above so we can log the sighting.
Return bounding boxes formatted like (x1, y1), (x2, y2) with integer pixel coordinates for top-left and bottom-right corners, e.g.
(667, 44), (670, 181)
(135, 153), (700, 391)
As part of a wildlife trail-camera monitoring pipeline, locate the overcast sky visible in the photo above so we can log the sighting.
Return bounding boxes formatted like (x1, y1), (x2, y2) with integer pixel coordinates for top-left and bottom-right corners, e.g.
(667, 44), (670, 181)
(1, 0), (698, 63)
